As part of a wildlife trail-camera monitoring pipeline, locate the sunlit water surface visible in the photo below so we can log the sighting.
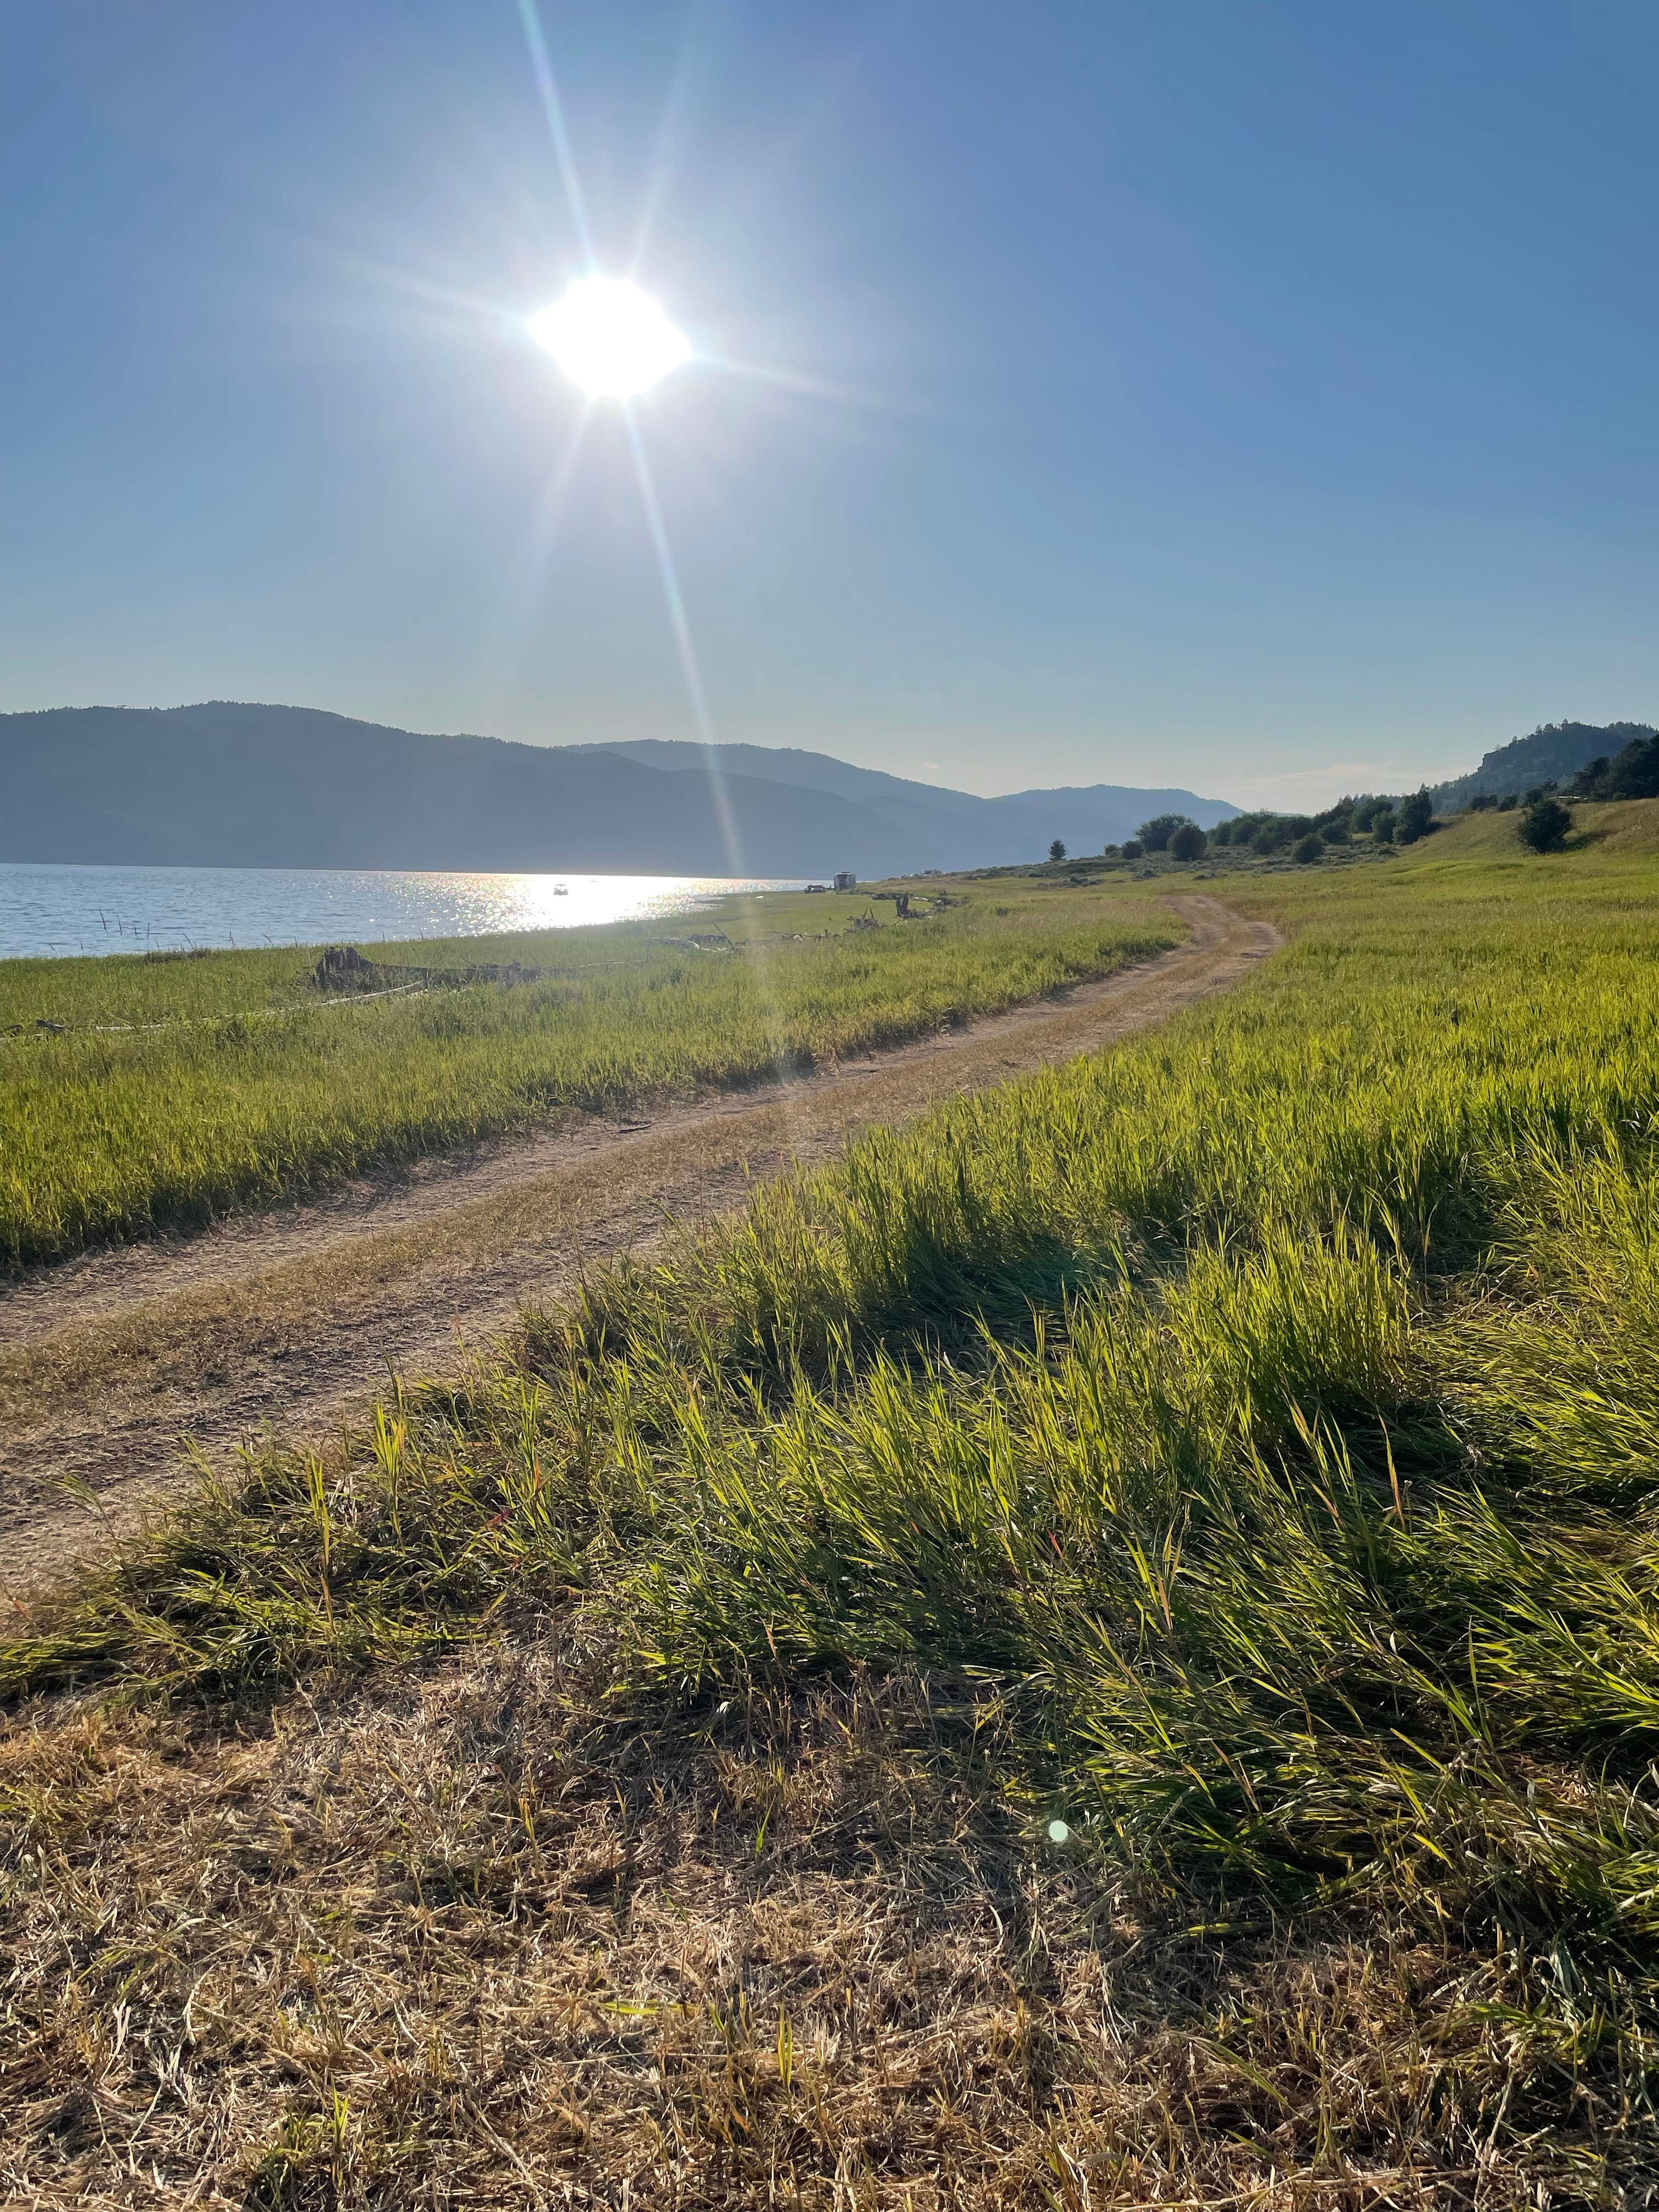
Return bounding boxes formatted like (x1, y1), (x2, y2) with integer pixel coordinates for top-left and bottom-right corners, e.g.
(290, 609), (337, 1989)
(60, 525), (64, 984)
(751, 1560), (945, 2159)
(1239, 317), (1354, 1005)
(0, 863), (807, 962)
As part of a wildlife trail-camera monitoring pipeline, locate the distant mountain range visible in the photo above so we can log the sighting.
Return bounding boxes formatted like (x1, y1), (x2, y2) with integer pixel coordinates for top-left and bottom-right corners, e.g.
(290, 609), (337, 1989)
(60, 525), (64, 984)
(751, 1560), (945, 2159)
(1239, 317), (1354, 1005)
(1, 703), (1239, 877)
(574, 737), (1238, 870)
(1426, 721), (1658, 811)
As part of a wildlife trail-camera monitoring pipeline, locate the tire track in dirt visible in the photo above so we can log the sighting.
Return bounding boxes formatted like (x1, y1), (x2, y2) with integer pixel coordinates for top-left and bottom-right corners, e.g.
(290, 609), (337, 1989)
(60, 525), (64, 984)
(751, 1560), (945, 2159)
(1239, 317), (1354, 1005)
(1, 897), (1278, 1594)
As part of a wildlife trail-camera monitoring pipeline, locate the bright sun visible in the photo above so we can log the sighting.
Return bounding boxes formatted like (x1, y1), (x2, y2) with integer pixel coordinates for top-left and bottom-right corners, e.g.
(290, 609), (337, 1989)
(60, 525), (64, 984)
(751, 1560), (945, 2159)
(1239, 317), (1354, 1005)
(528, 277), (692, 399)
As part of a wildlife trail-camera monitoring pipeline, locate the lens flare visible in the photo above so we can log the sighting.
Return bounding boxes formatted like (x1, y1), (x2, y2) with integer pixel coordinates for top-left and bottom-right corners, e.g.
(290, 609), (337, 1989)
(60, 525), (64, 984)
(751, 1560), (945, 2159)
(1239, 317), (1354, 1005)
(528, 276), (691, 399)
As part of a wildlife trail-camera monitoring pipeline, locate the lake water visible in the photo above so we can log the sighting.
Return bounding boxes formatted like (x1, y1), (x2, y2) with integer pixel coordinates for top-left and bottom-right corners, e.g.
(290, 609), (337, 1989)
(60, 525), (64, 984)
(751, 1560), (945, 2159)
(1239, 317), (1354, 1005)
(0, 862), (808, 962)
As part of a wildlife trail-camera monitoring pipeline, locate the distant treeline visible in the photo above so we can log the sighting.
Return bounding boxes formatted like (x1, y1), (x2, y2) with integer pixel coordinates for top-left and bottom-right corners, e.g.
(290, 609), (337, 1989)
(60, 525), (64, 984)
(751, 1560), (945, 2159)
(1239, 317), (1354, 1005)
(1074, 791), (1434, 870)
(1206, 788), (1434, 851)
(1064, 726), (1659, 876)
(1199, 725), (1659, 860)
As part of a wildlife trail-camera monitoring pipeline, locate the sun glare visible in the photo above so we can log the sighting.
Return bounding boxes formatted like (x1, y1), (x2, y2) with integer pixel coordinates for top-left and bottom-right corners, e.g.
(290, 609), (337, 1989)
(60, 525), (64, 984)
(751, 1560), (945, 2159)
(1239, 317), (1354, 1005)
(528, 276), (691, 399)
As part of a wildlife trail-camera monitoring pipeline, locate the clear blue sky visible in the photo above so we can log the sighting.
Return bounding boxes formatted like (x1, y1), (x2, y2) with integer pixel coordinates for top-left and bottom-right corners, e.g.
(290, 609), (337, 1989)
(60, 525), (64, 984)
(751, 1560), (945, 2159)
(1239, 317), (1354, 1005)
(4, 2), (1656, 806)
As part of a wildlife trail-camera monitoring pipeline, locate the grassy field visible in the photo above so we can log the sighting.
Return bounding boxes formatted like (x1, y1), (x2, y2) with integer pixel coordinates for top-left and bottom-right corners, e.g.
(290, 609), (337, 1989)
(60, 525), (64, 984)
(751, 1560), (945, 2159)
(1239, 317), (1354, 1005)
(0, 884), (1176, 1266)
(6, 804), (1659, 2202)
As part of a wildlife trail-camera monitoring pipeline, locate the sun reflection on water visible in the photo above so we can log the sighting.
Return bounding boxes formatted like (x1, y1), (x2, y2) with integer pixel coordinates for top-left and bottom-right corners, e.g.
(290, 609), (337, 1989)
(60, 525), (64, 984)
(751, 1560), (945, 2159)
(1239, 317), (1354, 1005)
(0, 865), (808, 962)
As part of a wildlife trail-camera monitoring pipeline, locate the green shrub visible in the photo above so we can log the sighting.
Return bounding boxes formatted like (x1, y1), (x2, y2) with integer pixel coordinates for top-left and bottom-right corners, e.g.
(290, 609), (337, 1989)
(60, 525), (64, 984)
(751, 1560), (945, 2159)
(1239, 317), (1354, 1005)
(1169, 822), (1206, 861)
(1519, 795), (1573, 853)
(1292, 833), (1324, 865)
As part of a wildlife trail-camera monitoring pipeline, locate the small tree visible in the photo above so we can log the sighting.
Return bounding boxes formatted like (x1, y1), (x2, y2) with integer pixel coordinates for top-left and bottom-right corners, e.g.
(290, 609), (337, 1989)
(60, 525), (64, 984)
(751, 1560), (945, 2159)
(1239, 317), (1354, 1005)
(1120, 839), (1144, 861)
(1137, 813), (1191, 853)
(1292, 832), (1324, 864)
(1048, 839), (1067, 864)
(1370, 807), (1396, 844)
(1396, 788), (1434, 845)
(1169, 821), (1206, 861)
(1519, 796), (1572, 853)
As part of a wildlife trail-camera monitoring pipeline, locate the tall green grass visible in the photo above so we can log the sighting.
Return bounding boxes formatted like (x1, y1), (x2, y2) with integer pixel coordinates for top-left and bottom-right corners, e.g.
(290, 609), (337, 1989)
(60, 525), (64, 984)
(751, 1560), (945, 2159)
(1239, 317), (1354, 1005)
(0, 885), (1173, 1264)
(13, 811), (1659, 2022)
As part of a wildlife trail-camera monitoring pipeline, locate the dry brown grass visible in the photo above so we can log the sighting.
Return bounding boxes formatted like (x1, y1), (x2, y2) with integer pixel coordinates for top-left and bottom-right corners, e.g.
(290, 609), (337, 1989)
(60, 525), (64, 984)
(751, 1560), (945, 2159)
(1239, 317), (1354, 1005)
(2, 1651), (1622, 2209)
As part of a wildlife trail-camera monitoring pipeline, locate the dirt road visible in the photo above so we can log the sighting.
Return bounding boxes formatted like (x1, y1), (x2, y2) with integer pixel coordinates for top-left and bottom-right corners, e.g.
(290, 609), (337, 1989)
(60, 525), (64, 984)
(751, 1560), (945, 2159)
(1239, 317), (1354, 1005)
(0, 896), (1278, 1594)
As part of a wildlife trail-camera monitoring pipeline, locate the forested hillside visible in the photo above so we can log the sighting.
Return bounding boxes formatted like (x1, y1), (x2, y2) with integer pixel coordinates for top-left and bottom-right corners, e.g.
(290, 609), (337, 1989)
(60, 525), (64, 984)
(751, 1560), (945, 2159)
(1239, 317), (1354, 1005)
(1428, 719), (1656, 809)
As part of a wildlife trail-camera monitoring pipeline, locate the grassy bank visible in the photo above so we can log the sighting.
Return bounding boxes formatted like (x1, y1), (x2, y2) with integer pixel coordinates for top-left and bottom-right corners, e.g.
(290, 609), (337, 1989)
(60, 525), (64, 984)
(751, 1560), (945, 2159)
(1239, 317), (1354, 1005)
(7, 808), (1659, 2200)
(0, 884), (1175, 1266)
